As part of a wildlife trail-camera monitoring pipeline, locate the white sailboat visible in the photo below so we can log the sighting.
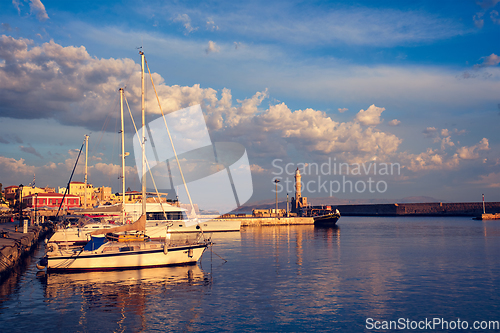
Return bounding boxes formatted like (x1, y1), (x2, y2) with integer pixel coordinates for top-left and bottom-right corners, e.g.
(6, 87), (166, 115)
(38, 52), (210, 272)
(41, 215), (207, 272)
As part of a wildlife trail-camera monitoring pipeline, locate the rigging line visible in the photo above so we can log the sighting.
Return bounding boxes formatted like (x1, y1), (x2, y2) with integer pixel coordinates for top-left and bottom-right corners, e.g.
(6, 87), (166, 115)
(91, 94), (119, 161)
(145, 58), (197, 219)
(124, 94), (169, 220)
(88, 94), (120, 162)
(56, 139), (85, 218)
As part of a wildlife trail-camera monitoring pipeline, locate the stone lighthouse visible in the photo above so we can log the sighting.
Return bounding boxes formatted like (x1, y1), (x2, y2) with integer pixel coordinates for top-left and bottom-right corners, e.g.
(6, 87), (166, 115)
(292, 167), (307, 214)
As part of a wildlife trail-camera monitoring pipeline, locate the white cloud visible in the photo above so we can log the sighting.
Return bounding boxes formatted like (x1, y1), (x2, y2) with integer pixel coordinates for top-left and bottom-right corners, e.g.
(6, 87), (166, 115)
(388, 119), (400, 126)
(479, 53), (500, 67)
(469, 172), (500, 188)
(29, 0), (49, 22)
(355, 104), (385, 126)
(206, 19), (219, 31)
(474, 12), (485, 28)
(161, 4), (465, 47)
(173, 14), (197, 34)
(205, 40), (220, 54)
(338, 107), (348, 113)
(457, 138), (489, 159)
(423, 127), (438, 138)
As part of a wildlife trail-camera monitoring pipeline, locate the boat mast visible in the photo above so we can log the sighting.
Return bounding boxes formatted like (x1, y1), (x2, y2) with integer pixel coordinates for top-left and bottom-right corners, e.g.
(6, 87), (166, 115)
(84, 134), (89, 208)
(120, 87), (126, 224)
(140, 51), (146, 216)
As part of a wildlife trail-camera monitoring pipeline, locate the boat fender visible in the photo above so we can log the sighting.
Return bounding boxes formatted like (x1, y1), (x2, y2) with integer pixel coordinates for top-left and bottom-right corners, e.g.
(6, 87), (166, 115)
(46, 243), (58, 254)
(36, 257), (48, 270)
(188, 248), (193, 258)
(163, 244), (168, 255)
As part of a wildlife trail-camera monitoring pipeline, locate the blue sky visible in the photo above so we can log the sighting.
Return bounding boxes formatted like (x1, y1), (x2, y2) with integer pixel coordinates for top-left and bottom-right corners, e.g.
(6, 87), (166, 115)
(0, 0), (499, 204)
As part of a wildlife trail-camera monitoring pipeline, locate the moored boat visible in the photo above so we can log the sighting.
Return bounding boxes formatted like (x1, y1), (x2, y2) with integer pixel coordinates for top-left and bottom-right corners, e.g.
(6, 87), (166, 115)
(39, 215), (210, 272)
(313, 209), (341, 226)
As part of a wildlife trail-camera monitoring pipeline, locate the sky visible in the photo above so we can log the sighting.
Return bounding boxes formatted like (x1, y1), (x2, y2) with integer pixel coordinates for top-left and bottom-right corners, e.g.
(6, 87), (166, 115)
(0, 0), (499, 205)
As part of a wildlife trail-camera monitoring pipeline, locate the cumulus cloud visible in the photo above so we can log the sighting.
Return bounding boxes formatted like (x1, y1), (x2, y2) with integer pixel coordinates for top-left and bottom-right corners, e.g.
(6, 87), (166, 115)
(173, 14), (197, 34)
(250, 164), (266, 173)
(457, 138), (489, 159)
(478, 53), (500, 67)
(388, 119), (400, 126)
(355, 104), (385, 126)
(423, 127), (438, 138)
(205, 40), (220, 54)
(0, 153), (140, 191)
(403, 148), (459, 172)
(0, 35), (138, 128)
(205, 96), (401, 164)
(338, 107), (348, 113)
(403, 132), (488, 171)
(0, 36), (493, 184)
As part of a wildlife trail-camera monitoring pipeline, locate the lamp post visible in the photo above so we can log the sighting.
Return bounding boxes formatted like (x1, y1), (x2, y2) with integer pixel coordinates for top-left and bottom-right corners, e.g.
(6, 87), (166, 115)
(18, 184), (24, 226)
(274, 179), (280, 217)
(34, 193), (38, 226)
(482, 194), (485, 214)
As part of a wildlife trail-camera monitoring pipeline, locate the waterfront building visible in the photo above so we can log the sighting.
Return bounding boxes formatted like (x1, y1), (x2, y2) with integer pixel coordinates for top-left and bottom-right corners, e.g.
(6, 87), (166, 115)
(23, 192), (80, 209)
(4, 185), (52, 206)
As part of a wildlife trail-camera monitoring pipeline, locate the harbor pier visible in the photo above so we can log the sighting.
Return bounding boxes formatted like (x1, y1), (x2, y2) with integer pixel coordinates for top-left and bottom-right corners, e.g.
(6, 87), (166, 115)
(0, 222), (51, 282)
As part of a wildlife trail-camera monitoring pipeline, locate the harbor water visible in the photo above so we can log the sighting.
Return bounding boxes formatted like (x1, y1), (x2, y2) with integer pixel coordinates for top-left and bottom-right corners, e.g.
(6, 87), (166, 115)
(1, 217), (499, 332)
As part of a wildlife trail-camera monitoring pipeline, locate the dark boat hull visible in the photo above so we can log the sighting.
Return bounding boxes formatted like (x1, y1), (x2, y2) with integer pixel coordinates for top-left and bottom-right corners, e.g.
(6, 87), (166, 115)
(314, 213), (340, 226)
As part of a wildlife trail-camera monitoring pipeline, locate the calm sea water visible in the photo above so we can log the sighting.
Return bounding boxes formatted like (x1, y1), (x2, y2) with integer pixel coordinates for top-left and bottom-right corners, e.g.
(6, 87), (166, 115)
(1, 217), (500, 332)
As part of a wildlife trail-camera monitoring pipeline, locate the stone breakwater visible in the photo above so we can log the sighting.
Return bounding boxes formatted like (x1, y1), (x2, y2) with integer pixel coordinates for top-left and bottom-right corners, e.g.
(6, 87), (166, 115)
(336, 202), (500, 216)
(0, 222), (51, 283)
(238, 217), (314, 226)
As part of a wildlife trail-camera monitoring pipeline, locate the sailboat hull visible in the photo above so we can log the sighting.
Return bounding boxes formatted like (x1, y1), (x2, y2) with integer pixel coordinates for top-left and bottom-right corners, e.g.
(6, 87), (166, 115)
(46, 243), (207, 272)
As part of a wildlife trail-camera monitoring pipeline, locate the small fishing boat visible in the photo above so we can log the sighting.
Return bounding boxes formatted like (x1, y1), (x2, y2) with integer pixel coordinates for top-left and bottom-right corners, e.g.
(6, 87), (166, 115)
(313, 209), (341, 226)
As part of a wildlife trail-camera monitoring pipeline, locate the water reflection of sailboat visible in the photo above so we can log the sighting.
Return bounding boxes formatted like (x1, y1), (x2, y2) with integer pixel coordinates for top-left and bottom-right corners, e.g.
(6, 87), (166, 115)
(39, 265), (207, 296)
(37, 265), (209, 332)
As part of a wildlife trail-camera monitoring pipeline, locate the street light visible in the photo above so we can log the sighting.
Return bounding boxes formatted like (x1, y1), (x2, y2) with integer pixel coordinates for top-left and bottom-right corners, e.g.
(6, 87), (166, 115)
(274, 179), (280, 217)
(18, 184), (24, 226)
(34, 193), (38, 225)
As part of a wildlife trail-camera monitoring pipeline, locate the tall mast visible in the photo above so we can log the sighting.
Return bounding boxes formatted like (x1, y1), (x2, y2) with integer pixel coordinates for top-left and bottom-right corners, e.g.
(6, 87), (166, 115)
(84, 134), (89, 208)
(140, 51), (146, 216)
(120, 88), (126, 223)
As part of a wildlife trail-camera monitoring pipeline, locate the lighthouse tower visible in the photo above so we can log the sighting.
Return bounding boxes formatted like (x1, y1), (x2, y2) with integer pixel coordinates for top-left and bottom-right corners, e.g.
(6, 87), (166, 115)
(295, 168), (301, 202)
(292, 168), (306, 214)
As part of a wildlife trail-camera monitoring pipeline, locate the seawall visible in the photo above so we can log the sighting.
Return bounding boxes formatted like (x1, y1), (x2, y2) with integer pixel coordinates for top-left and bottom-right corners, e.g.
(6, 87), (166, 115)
(237, 217), (314, 226)
(0, 222), (51, 283)
(336, 202), (500, 217)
